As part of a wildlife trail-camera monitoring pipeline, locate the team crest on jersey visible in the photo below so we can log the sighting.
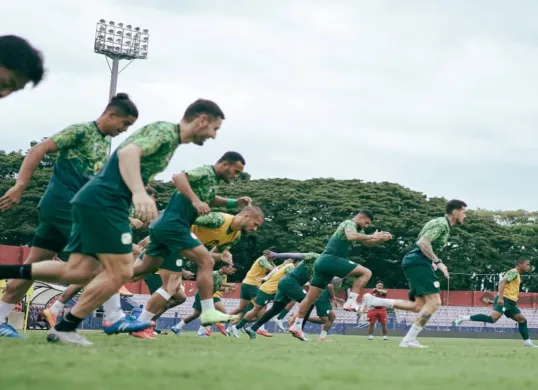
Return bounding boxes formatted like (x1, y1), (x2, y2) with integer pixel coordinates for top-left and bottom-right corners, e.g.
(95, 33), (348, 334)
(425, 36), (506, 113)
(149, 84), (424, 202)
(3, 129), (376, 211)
(121, 233), (132, 245)
(176, 259), (183, 267)
(191, 232), (198, 240)
(433, 281), (440, 288)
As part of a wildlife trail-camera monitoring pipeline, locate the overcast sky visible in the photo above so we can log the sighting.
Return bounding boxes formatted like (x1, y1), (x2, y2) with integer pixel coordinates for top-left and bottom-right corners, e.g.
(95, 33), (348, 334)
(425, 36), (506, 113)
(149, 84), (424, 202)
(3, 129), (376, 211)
(2, 0), (538, 211)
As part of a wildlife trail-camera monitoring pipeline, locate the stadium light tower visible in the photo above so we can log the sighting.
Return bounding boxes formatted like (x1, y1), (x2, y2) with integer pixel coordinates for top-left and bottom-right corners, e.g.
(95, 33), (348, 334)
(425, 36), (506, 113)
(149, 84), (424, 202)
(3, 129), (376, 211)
(94, 19), (150, 100)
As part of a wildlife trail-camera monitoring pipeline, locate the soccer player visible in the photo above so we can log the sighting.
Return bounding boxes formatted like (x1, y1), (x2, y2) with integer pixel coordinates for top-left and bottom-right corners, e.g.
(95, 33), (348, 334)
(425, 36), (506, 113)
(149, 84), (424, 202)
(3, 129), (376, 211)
(243, 251), (320, 341)
(233, 258), (296, 336)
(367, 281), (389, 340)
(226, 251), (277, 337)
(0, 99), (226, 345)
(0, 35), (44, 99)
(453, 259), (537, 348)
(132, 207), (264, 338)
(0, 93), (141, 338)
(360, 199), (466, 348)
(289, 210), (392, 341)
(170, 264), (237, 336)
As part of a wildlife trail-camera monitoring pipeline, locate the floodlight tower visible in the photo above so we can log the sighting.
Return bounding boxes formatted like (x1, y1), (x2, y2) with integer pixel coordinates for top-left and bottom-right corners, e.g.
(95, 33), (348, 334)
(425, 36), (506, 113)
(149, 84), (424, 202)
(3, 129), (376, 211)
(94, 19), (150, 100)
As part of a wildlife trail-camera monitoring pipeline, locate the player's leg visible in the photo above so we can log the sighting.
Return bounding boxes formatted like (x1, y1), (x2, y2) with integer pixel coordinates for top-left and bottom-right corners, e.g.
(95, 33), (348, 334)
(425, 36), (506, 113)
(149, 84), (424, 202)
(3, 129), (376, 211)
(510, 312), (536, 347)
(379, 311), (389, 340)
(400, 293), (440, 348)
(139, 270), (181, 323)
(453, 295), (503, 326)
(236, 303), (263, 330)
(342, 265), (373, 311)
(43, 284), (84, 328)
(272, 301), (295, 331)
(172, 293), (203, 336)
(180, 244), (235, 325)
(367, 310), (376, 340)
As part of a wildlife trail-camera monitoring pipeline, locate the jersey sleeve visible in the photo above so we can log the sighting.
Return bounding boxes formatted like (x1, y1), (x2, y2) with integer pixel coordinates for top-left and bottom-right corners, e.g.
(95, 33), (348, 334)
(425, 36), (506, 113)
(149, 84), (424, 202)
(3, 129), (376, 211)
(193, 213), (225, 229)
(258, 256), (272, 269)
(50, 124), (87, 150)
(504, 269), (519, 282)
(129, 124), (177, 157)
(342, 220), (358, 234)
(284, 264), (294, 274)
(420, 220), (449, 243)
(302, 252), (320, 263)
(185, 166), (213, 185)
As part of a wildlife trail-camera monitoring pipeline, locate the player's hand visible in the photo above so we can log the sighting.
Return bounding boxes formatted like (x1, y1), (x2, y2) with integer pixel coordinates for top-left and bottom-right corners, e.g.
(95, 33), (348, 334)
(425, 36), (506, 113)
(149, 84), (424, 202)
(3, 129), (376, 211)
(182, 270), (195, 280)
(129, 217), (144, 229)
(132, 191), (158, 222)
(437, 263), (449, 279)
(221, 247), (233, 265)
(0, 184), (25, 212)
(263, 249), (276, 259)
(192, 200), (210, 215)
(137, 236), (150, 250)
(498, 298), (504, 307)
(380, 231), (392, 241)
(235, 196), (252, 208)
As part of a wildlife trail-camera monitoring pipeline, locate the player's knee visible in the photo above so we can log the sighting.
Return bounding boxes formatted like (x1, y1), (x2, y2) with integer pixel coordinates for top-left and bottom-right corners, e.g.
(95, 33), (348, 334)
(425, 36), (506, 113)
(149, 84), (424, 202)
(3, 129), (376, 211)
(171, 293), (186, 304)
(198, 254), (215, 270)
(362, 267), (372, 280)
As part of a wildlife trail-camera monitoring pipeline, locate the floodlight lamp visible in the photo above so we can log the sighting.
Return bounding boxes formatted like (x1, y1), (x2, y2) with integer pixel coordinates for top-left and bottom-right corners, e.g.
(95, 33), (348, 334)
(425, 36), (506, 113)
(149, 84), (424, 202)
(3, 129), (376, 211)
(135, 27), (140, 31)
(118, 22), (123, 27)
(143, 37), (148, 42)
(125, 40), (131, 45)
(109, 21), (115, 25)
(100, 19), (106, 23)
(126, 24), (132, 29)
(125, 32), (132, 38)
(107, 37), (113, 42)
(108, 29), (114, 33)
(143, 29), (148, 33)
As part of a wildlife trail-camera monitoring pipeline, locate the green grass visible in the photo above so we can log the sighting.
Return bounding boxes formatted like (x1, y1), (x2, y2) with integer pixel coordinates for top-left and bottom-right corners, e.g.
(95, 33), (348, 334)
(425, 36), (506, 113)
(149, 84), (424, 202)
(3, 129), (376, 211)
(0, 331), (536, 390)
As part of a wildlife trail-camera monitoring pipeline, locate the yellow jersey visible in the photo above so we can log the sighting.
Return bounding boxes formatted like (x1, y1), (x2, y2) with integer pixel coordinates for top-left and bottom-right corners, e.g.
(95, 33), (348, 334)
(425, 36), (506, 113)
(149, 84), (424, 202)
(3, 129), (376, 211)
(260, 263), (294, 294)
(502, 268), (520, 302)
(191, 212), (242, 249)
(242, 256), (274, 287)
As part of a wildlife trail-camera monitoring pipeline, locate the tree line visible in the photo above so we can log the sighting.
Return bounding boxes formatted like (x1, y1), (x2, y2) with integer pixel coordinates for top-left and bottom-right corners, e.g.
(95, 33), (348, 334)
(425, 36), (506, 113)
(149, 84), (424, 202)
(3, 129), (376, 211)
(1, 142), (537, 291)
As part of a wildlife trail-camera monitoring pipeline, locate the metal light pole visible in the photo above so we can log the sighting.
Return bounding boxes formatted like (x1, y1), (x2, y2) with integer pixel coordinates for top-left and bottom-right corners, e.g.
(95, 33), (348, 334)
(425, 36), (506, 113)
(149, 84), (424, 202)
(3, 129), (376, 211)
(94, 19), (150, 101)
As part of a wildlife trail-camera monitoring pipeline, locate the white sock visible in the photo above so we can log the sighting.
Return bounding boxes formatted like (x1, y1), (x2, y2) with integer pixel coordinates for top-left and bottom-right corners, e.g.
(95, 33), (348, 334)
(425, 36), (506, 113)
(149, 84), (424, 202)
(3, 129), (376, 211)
(156, 288), (171, 301)
(175, 320), (186, 330)
(524, 339), (533, 346)
(103, 293), (125, 323)
(320, 330), (327, 338)
(371, 297), (395, 309)
(200, 298), (215, 312)
(0, 302), (15, 324)
(50, 300), (65, 316)
(403, 324), (422, 342)
(461, 315), (471, 321)
(347, 292), (358, 303)
(293, 318), (303, 328)
(138, 309), (155, 323)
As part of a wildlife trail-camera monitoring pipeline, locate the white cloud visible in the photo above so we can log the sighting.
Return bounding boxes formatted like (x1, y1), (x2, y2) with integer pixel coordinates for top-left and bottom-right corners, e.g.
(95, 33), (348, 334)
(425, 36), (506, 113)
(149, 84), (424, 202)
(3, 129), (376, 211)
(2, 0), (538, 210)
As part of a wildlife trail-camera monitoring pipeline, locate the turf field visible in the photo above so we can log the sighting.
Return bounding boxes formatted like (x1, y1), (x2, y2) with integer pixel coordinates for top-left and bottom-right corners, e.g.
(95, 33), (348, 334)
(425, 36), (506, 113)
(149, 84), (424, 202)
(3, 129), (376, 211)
(0, 331), (536, 390)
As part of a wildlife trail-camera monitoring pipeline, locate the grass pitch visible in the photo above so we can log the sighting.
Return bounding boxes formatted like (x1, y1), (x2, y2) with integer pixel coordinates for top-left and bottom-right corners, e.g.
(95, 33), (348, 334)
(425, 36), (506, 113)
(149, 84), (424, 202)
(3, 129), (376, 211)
(0, 331), (535, 390)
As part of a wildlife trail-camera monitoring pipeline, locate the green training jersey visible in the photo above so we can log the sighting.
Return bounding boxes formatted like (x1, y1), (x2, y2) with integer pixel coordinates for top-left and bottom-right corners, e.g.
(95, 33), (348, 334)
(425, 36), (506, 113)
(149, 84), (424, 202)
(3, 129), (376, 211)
(151, 165), (222, 230)
(289, 252), (320, 285)
(403, 217), (451, 267)
(213, 270), (226, 293)
(322, 220), (363, 258)
(40, 122), (110, 208)
(72, 121), (180, 210)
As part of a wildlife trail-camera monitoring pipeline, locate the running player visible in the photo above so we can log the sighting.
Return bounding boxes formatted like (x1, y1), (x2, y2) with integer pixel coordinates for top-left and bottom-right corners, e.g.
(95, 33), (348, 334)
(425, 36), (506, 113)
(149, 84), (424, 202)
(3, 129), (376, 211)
(366, 281), (389, 340)
(132, 207), (264, 338)
(226, 251), (277, 336)
(234, 258), (295, 335)
(0, 99), (226, 345)
(170, 265), (237, 336)
(0, 35), (44, 99)
(0, 93), (144, 338)
(453, 259), (537, 348)
(289, 210), (392, 341)
(360, 200), (466, 348)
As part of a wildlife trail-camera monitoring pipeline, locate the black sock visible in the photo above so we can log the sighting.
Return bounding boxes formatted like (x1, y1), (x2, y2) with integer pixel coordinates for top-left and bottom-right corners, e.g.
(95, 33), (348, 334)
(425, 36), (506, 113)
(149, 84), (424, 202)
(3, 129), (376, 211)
(0, 264), (32, 280)
(55, 312), (84, 332)
(251, 302), (286, 332)
(302, 305), (315, 331)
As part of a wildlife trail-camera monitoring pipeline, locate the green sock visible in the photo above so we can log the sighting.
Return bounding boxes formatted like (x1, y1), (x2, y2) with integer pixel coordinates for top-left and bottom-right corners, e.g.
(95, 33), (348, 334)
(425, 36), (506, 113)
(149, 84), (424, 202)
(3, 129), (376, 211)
(277, 309), (289, 320)
(236, 318), (248, 330)
(518, 320), (529, 341)
(470, 314), (495, 323)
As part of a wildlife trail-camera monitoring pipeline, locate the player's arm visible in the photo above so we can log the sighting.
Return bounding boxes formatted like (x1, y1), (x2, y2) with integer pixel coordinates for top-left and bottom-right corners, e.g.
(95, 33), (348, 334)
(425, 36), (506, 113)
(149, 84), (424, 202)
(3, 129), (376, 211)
(376, 288), (388, 295)
(327, 284), (336, 300)
(173, 166), (214, 214)
(172, 172), (204, 207)
(416, 236), (442, 264)
(264, 251), (307, 261)
(212, 195), (252, 209)
(262, 265), (282, 282)
(0, 126), (83, 211)
(497, 279), (507, 305)
(343, 221), (391, 246)
(192, 212), (225, 229)
(259, 256), (276, 272)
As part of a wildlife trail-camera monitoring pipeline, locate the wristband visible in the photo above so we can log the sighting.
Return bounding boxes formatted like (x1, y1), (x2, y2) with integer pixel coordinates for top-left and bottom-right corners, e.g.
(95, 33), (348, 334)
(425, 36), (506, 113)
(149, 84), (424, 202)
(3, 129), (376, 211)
(226, 199), (237, 208)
